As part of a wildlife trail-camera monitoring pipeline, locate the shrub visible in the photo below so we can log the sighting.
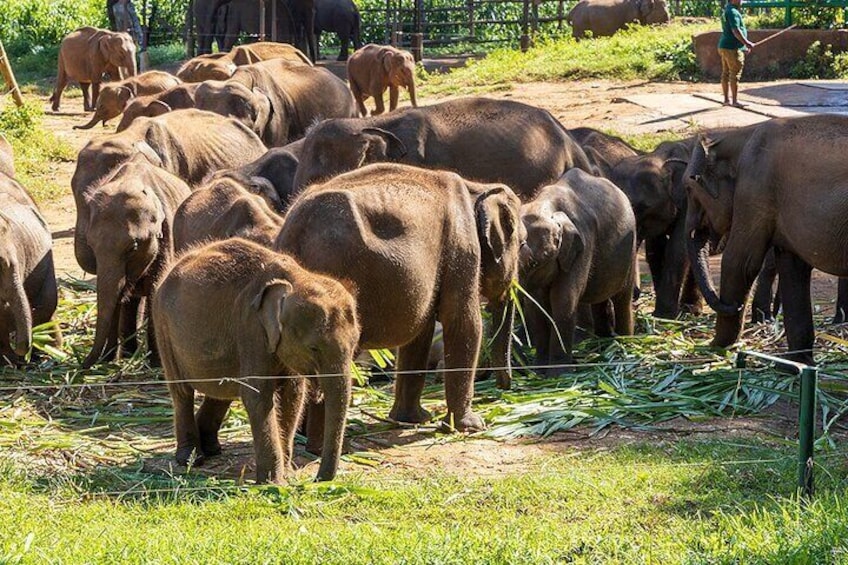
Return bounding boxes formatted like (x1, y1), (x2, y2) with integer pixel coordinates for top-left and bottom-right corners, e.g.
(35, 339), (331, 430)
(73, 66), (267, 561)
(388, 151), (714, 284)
(789, 40), (838, 79)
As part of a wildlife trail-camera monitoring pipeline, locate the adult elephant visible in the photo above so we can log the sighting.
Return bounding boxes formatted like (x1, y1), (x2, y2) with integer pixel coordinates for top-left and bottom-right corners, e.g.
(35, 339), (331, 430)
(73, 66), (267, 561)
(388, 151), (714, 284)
(276, 163), (522, 427)
(50, 27), (137, 112)
(195, 59), (356, 147)
(72, 110), (267, 366)
(314, 0), (362, 61)
(194, 0), (296, 54)
(567, 0), (670, 39)
(294, 97), (593, 199)
(685, 115), (848, 365)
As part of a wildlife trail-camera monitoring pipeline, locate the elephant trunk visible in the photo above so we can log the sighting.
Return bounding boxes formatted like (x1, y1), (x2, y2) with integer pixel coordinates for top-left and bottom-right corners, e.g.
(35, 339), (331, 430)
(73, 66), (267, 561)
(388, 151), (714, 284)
(489, 297), (515, 390)
(407, 74), (418, 108)
(75, 108), (106, 130)
(686, 225), (738, 316)
(8, 262), (32, 357)
(315, 361), (352, 481)
(83, 265), (126, 368)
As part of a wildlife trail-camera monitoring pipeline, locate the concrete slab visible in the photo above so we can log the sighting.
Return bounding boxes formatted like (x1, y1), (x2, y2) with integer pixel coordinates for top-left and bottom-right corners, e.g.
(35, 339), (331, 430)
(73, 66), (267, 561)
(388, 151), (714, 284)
(799, 81), (848, 91)
(623, 93), (768, 130)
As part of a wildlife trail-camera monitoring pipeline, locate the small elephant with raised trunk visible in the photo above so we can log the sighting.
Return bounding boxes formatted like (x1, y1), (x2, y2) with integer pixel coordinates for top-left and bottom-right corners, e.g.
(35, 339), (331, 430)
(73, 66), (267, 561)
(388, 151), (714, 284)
(520, 169), (637, 371)
(153, 238), (360, 483)
(116, 83), (200, 132)
(75, 71), (182, 130)
(0, 174), (59, 364)
(347, 44), (417, 117)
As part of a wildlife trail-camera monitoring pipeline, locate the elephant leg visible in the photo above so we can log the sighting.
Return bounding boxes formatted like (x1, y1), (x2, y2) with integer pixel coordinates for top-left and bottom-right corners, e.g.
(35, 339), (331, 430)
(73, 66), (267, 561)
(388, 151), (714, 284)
(0, 318), (16, 365)
(349, 80), (367, 117)
(196, 397), (232, 457)
(372, 91), (386, 116)
(713, 232), (770, 349)
(81, 83), (92, 112)
(143, 296), (160, 366)
(338, 33), (350, 61)
(651, 222), (688, 319)
(439, 291), (484, 431)
(680, 266), (704, 315)
(645, 236), (666, 297)
(488, 297), (515, 390)
(275, 377), (307, 471)
(302, 384), (325, 455)
(388, 315), (436, 425)
(547, 282), (579, 374)
(612, 285), (634, 336)
(241, 378), (286, 484)
(389, 85), (399, 112)
(169, 382), (202, 466)
(91, 82), (101, 109)
(51, 62), (68, 111)
(591, 301), (614, 337)
(525, 289), (552, 370)
(119, 295), (141, 358)
(833, 278), (848, 324)
(775, 249), (814, 366)
(751, 248), (778, 323)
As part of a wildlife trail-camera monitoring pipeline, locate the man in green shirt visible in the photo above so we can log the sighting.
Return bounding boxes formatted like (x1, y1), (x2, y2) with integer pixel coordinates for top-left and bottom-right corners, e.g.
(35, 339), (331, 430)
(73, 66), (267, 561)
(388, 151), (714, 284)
(718, 0), (755, 107)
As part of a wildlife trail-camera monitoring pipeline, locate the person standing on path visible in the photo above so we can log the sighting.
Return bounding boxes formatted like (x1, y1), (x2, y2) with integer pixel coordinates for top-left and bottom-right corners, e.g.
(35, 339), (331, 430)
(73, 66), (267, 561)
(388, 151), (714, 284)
(718, 0), (755, 107)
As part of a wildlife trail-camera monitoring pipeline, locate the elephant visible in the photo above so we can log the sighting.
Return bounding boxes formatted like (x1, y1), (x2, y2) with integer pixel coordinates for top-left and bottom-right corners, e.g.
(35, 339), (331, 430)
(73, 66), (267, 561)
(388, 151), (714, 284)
(606, 138), (698, 318)
(116, 83), (201, 131)
(294, 97), (594, 200)
(0, 175), (58, 364)
(206, 147), (300, 212)
(347, 44), (417, 116)
(567, 0), (670, 39)
(685, 115), (848, 365)
(50, 27), (137, 112)
(75, 71), (182, 130)
(0, 134), (13, 178)
(177, 42), (311, 83)
(75, 155), (192, 368)
(176, 53), (237, 82)
(195, 0), (298, 54)
(570, 127), (641, 177)
(276, 163), (522, 428)
(72, 110), (267, 366)
(290, 0), (319, 62)
(314, 0), (362, 61)
(173, 178), (285, 251)
(194, 58), (356, 147)
(519, 169), (637, 370)
(153, 238), (359, 482)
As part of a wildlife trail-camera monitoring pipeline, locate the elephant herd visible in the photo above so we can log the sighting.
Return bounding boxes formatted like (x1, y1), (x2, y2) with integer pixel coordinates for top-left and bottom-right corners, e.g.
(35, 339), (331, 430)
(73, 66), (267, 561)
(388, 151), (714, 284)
(6, 35), (848, 483)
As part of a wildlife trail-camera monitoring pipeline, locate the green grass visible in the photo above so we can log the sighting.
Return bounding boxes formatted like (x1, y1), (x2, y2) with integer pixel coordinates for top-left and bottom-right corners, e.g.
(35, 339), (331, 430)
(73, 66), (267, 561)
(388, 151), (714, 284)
(420, 21), (713, 96)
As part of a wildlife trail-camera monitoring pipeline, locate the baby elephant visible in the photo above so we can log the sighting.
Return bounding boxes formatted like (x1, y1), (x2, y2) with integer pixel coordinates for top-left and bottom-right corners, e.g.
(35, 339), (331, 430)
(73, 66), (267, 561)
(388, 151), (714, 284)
(173, 178), (285, 252)
(75, 70), (182, 130)
(0, 175), (58, 363)
(347, 44), (417, 116)
(520, 169), (637, 371)
(116, 83), (200, 132)
(153, 238), (360, 483)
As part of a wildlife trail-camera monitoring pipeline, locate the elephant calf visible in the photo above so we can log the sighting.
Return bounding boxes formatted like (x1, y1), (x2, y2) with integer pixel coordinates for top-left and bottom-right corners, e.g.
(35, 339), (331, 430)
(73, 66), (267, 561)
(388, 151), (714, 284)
(116, 83), (200, 132)
(276, 163), (522, 428)
(520, 169), (637, 370)
(0, 175), (58, 363)
(75, 70), (182, 130)
(206, 147), (300, 213)
(347, 44), (417, 116)
(153, 238), (359, 483)
(567, 0), (670, 39)
(173, 178), (285, 252)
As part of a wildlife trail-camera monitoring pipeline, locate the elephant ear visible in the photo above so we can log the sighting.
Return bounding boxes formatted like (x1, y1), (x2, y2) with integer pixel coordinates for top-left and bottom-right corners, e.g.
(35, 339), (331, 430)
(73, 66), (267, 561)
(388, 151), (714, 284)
(251, 88), (273, 137)
(134, 140), (164, 168)
(584, 146), (612, 178)
(553, 211), (584, 271)
(116, 86), (134, 110)
(662, 157), (689, 208)
(687, 135), (720, 199)
(361, 127), (407, 161)
(252, 279), (293, 354)
(475, 186), (520, 265)
(381, 49), (394, 74)
(147, 100), (173, 117)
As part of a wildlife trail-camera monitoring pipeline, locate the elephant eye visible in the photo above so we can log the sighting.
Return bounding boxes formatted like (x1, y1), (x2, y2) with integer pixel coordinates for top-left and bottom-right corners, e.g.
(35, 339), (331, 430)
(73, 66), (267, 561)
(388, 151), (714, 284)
(131, 239), (139, 251)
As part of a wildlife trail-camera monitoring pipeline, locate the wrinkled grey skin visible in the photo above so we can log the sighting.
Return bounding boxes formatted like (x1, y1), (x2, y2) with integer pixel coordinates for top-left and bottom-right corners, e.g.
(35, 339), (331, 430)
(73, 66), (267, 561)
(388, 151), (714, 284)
(206, 147), (300, 213)
(0, 135), (13, 178)
(173, 178), (284, 251)
(77, 156), (192, 368)
(154, 238), (359, 483)
(115, 83), (200, 132)
(315, 0), (362, 61)
(50, 27), (137, 112)
(194, 59), (356, 147)
(567, 0), (670, 39)
(277, 163), (522, 432)
(0, 175), (59, 364)
(685, 115), (848, 365)
(519, 169), (637, 371)
(294, 97), (593, 200)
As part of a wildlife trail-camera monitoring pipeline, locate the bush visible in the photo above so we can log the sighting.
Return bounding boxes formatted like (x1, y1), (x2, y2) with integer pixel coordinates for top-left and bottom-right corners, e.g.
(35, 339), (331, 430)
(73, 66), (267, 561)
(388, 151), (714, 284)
(0, 0), (107, 57)
(789, 40), (838, 79)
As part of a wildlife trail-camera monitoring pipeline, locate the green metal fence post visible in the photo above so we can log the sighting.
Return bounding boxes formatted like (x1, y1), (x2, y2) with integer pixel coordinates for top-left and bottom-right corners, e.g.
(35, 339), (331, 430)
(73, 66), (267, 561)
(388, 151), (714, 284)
(784, 0), (792, 27)
(798, 366), (818, 498)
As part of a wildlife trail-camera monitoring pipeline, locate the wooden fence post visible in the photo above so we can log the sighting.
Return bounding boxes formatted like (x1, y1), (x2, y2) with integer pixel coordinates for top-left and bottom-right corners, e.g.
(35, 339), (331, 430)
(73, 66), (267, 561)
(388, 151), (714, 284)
(520, 0), (532, 52)
(0, 40), (24, 107)
(185, 0), (196, 57)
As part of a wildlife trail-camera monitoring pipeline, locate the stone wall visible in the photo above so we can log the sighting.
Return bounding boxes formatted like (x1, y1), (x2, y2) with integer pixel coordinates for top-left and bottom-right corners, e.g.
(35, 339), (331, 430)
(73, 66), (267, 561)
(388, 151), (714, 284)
(693, 29), (848, 79)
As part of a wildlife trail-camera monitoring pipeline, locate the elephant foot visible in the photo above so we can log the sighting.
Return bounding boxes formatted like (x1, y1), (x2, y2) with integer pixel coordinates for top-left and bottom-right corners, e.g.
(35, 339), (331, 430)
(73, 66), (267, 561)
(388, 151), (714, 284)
(679, 302), (704, 316)
(388, 403), (432, 425)
(175, 446), (205, 467)
(199, 436), (222, 458)
(494, 370), (511, 390)
(652, 307), (679, 320)
(440, 410), (486, 433)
